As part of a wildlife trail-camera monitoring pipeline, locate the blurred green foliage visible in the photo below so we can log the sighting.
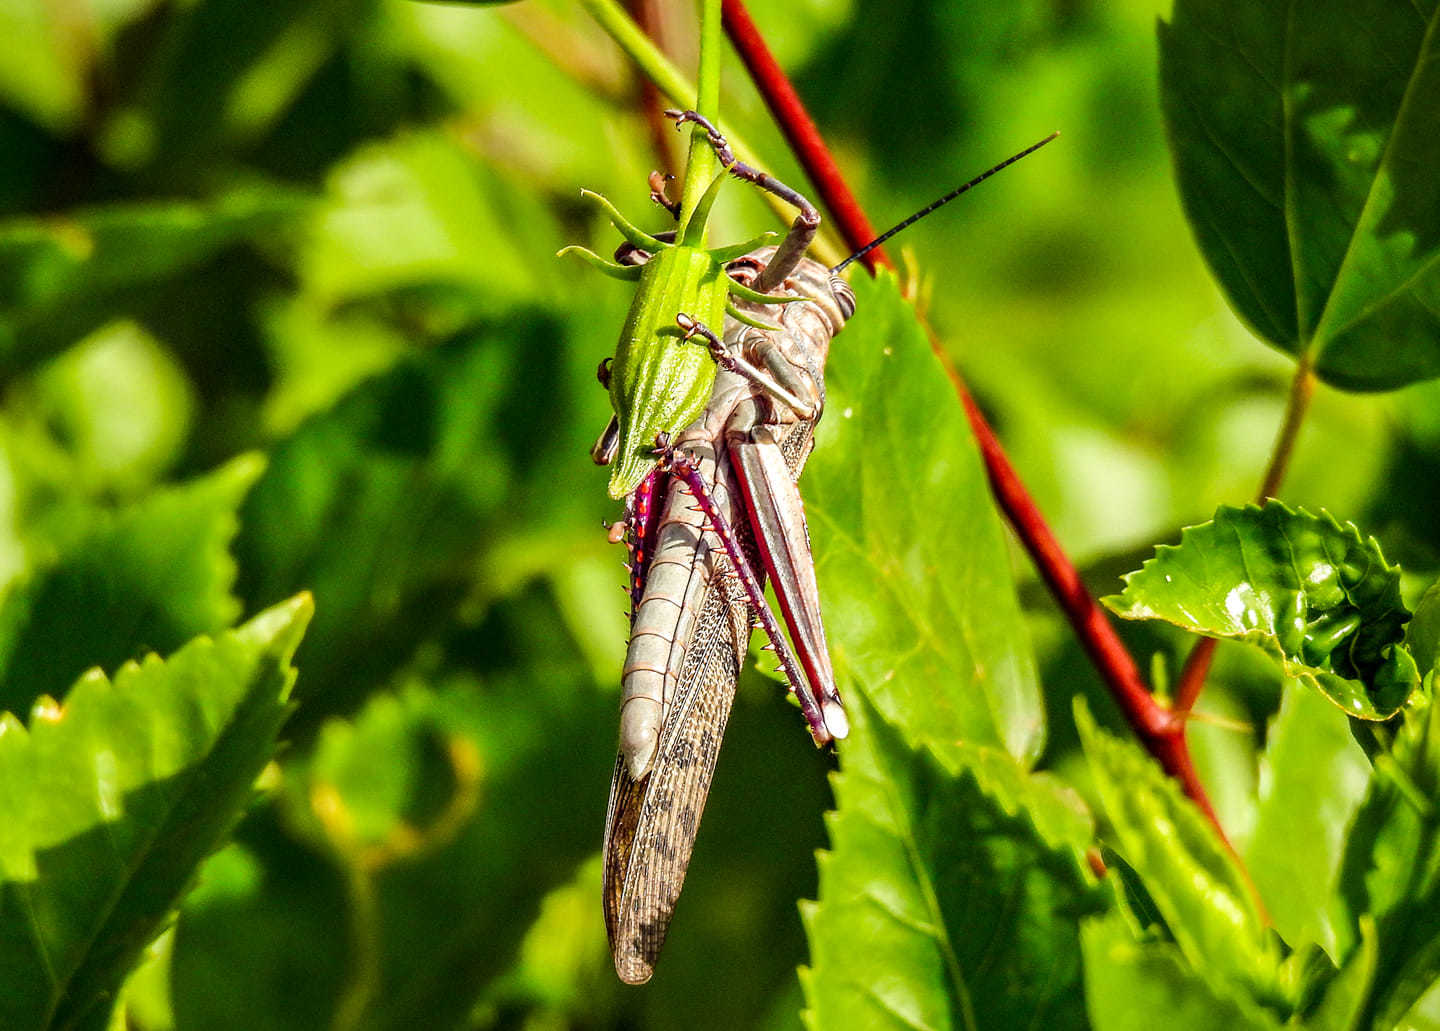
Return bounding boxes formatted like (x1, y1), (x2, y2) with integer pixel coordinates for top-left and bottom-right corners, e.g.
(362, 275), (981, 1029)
(1, 0), (1440, 1027)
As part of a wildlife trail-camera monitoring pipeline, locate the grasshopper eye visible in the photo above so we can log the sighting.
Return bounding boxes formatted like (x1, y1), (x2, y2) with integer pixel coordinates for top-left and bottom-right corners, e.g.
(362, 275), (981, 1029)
(829, 277), (856, 321)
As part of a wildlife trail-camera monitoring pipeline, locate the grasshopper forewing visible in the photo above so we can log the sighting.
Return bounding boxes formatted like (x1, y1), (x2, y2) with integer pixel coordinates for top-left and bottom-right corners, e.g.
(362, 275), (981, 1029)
(603, 247), (853, 984)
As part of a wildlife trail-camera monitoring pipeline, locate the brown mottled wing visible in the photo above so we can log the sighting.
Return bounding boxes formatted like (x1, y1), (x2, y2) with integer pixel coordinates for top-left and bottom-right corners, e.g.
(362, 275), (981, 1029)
(602, 551), (750, 985)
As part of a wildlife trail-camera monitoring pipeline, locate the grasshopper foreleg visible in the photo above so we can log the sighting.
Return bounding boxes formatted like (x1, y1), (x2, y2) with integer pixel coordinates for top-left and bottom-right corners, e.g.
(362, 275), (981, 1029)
(674, 313), (816, 419)
(669, 449), (840, 746)
(666, 109), (819, 292)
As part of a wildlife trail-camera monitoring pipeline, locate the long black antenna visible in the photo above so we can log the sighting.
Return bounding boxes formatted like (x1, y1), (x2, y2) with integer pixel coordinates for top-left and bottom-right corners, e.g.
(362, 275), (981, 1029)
(831, 131), (1060, 274)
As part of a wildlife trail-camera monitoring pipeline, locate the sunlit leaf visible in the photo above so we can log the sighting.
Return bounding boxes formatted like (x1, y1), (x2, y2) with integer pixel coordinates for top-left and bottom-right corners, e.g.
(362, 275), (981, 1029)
(1081, 912), (1284, 1031)
(172, 586), (619, 1031)
(0, 454), (265, 716)
(1104, 503), (1418, 720)
(801, 694), (1097, 1030)
(807, 269), (1044, 766)
(1245, 684), (1370, 957)
(1160, 0), (1440, 389)
(1076, 700), (1286, 1012)
(0, 594), (311, 1030)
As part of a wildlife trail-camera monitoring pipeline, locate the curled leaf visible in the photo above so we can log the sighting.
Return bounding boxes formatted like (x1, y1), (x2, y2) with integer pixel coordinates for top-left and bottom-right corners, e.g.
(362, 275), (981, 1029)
(1104, 503), (1418, 719)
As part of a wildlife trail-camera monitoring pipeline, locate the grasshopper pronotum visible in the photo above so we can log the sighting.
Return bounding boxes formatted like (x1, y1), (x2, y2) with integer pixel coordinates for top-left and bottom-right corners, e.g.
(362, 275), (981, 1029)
(584, 114), (1059, 983)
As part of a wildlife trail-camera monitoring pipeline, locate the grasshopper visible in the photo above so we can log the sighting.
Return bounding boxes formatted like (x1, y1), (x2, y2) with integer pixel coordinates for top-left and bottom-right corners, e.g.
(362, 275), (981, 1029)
(563, 110), (816, 500)
(586, 116), (1060, 983)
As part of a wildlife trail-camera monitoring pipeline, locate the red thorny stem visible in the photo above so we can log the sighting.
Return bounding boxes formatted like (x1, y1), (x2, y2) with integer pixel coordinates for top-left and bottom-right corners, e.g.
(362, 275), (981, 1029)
(720, 0), (1229, 841)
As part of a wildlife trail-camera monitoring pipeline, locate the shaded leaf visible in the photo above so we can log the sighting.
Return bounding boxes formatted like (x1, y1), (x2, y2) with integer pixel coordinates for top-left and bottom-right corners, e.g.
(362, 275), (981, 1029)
(1159, 0), (1440, 390)
(801, 693), (1097, 1031)
(0, 194), (305, 373)
(1081, 912), (1283, 1031)
(1076, 700), (1286, 1011)
(0, 453), (265, 715)
(236, 314), (606, 728)
(1104, 503), (1418, 720)
(807, 269), (1044, 766)
(1297, 918), (1376, 1031)
(1245, 684), (1370, 957)
(0, 594), (311, 1030)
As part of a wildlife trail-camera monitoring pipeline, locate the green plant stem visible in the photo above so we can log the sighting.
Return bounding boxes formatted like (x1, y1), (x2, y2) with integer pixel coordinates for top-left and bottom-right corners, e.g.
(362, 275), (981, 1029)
(576, 0), (843, 263)
(675, 0), (722, 240)
(1258, 352), (1317, 502)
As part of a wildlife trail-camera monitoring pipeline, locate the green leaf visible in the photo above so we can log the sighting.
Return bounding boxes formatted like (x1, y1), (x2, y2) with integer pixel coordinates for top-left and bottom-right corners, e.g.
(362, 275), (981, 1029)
(1076, 699), (1286, 1011)
(1104, 503), (1418, 720)
(0, 594), (312, 1031)
(0, 194), (305, 373)
(1159, 0), (1440, 390)
(1296, 918), (1376, 1031)
(1407, 579), (1440, 678)
(801, 693), (1097, 1031)
(0, 453), (265, 716)
(1245, 684), (1371, 957)
(1334, 686), (1440, 1027)
(236, 315), (614, 729)
(172, 586), (622, 1031)
(1081, 912), (1284, 1031)
(807, 269), (1044, 766)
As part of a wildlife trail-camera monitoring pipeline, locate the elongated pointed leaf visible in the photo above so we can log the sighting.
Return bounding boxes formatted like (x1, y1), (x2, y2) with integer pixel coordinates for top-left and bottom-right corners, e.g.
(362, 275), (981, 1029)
(1334, 685), (1440, 1027)
(1076, 700), (1286, 1012)
(1245, 684), (1370, 957)
(1159, 0), (1440, 390)
(806, 269), (1044, 765)
(0, 594), (311, 1031)
(1104, 503), (1418, 720)
(0, 454), (265, 716)
(801, 694), (1097, 1031)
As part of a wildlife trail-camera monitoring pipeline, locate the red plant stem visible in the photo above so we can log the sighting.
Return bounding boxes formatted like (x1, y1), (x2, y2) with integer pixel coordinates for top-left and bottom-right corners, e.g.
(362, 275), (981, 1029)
(1174, 637), (1218, 717)
(721, 0), (1227, 836)
(720, 0), (890, 272)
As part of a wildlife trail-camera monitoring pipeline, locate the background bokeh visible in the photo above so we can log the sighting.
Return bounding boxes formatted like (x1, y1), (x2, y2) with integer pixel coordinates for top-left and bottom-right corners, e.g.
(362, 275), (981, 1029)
(2, 0), (1435, 1026)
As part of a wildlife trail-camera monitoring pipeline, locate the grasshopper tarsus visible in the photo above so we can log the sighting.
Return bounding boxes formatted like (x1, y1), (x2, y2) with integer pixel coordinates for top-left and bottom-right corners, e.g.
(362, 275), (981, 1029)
(648, 170), (681, 219)
(668, 109), (820, 290)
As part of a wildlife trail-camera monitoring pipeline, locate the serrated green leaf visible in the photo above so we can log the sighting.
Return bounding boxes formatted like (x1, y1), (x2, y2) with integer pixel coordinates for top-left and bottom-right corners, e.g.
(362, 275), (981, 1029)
(1082, 911), (1285, 1031)
(0, 453), (265, 716)
(801, 693), (1097, 1031)
(1159, 0), (1440, 390)
(1104, 503), (1418, 720)
(0, 593), (311, 1031)
(172, 587), (620, 1031)
(0, 194), (305, 373)
(1246, 684), (1370, 957)
(807, 269), (1044, 766)
(1334, 687), (1440, 1027)
(1076, 699), (1286, 1012)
